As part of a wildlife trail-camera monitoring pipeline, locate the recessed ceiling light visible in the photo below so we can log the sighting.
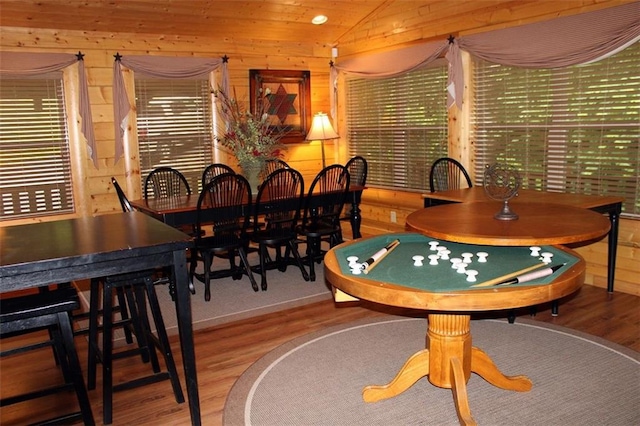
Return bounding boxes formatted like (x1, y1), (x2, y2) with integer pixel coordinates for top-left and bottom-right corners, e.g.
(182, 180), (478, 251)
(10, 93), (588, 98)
(312, 15), (328, 25)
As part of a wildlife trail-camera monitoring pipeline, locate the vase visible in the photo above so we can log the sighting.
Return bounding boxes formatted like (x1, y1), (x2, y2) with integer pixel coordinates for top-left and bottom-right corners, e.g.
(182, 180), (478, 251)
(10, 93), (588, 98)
(241, 162), (263, 195)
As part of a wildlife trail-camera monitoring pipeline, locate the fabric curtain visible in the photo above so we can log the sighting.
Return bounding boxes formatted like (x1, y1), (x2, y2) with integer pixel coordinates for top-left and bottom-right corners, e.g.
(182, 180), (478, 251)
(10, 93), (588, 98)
(332, 2), (640, 110)
(0, 51), (98, 168)
(113, 55), (229, 163)
(448, 1), (640, 108)
(330, 40), (448, 119)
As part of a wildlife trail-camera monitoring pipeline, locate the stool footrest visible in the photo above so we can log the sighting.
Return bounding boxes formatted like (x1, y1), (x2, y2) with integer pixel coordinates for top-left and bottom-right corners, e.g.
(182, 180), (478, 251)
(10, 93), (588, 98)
(30, 412), (84, 426)
(1, 339), (53, 357)
(113, 372), (172, 393)
(0, 383), (75, 406)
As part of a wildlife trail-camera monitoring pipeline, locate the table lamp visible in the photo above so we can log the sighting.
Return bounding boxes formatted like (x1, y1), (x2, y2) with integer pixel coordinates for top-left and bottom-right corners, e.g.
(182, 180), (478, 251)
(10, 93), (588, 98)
(306, 112), (339, 168)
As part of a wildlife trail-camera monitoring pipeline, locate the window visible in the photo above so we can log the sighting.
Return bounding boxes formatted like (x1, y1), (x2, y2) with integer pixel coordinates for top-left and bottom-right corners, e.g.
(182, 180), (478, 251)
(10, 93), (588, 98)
(135, 76), (213, 193)
(345, 62), (448, 191)
(473, 43), (639, 217)
(0, 73), (74, 219)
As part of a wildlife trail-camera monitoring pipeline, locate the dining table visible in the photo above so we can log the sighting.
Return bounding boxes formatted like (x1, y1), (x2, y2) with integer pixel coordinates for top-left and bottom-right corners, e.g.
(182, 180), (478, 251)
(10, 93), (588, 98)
(130, 184), (367, 240)
(0, 212), (202, 425)
(422, 187), (624, 292)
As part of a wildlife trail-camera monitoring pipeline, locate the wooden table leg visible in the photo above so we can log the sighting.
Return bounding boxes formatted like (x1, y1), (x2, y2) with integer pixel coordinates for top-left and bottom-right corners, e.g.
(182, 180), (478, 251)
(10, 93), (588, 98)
(362, 349), (430, 402)
(450, 357), (476, 426)
(470, 347), (532, 391)
(361, 314), (532, 426)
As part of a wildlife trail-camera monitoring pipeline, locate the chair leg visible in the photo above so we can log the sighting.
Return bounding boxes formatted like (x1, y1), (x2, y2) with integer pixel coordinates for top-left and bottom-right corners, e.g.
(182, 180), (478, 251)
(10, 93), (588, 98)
(237, 247), (259, 292)
(229, 252), (241, 280)
(123, 285), (153, 365)
(288, 240), (310, 282)
(143, 278), (185, 404)
(115, 286), (134, 344)
(306, 237), (320, 281)
(259, 244), (269, 291)
(57, 311), (95, 425)
(130, 285), (162, 373)
(203, 252), (212, 302)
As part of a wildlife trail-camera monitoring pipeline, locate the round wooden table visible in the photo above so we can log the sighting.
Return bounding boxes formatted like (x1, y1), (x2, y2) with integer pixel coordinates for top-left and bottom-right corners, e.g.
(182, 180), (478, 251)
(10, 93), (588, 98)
(324, 237), (587, 426)
(324, 202), (611, 425)
(405, 201), (611, 246)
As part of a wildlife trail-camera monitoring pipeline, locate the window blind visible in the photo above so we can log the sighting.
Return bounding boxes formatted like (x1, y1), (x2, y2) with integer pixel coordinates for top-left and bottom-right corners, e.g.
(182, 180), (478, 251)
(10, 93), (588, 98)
(473, 43), (639, 217)
(135, 76), (213, 193)
(345, 63), (448, 191)
(0, 74), (74, 219)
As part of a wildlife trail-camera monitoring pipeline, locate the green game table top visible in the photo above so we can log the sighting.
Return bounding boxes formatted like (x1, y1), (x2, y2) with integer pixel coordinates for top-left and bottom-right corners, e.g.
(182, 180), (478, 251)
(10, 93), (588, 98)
(334, 233), (580, 292)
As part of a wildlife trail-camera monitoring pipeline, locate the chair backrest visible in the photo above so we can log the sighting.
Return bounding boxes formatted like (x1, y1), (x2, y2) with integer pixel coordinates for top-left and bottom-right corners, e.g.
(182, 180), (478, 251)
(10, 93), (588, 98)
(345, 156), (367, 187)
(260, 159), (289, 182)
(302, 164), (350, 227)
(144, 167), (191, 198)
(254, 167), (304, 234)
(195, 173), (251, 242)
(429, 157), (472, 192)
(201, 163), (235, 188)
(111, 177), (134, 212)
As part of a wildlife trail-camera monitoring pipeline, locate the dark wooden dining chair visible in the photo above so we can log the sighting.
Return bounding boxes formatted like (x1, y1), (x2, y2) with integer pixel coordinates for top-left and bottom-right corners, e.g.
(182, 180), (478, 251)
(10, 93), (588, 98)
(429, 157), (472, 192)
(345, 156), (367, 188)
(340, 156), (367, 238)
(111, 176), (134, 212)
(201, 163), (235, 187)
(260, 158), (289, 182)
(251, 167), (309, 290)
(144, 167), (199, 236)
(190, 173), (258, 301)
(144, 166), (191, 198)
(297, 164), (350, 281)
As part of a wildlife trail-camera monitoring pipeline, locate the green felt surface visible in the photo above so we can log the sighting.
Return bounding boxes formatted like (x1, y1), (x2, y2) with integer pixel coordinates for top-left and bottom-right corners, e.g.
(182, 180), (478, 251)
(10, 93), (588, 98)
(335, 233), (580, 292)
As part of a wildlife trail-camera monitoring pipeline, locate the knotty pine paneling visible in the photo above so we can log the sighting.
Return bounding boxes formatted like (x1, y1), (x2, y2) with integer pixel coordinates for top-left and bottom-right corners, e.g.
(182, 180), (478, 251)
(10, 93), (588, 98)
(1, 0), (637, 295)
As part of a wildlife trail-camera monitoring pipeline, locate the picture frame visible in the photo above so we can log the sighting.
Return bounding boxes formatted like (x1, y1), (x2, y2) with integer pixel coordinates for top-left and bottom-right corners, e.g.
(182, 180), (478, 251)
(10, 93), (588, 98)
(249, 69), (311, 144)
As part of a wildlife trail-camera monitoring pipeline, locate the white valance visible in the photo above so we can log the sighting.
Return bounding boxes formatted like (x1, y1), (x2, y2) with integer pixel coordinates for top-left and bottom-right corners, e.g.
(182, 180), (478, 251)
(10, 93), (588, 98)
(113, 55), (229, 163)
(0, 52), (98, 168)
(332, 2), (640, 111)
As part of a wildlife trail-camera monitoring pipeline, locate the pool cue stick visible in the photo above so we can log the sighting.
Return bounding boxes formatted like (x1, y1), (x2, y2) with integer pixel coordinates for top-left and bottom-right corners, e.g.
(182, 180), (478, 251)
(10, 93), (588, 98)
(361, 239), (400, 270)
(363, 240), (400, 274)
(470, 262), (548, 287)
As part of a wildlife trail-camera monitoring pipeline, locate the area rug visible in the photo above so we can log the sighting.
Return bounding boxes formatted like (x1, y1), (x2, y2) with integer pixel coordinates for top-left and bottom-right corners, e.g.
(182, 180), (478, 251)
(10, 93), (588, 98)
(224, 317), (640, 426)
(77, 251), (332, 336)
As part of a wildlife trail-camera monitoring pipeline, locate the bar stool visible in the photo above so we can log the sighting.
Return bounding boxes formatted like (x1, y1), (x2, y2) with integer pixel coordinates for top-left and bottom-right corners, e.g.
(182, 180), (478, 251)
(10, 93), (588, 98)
(87, 271), (184, 424)
(0, 286), (95, 425)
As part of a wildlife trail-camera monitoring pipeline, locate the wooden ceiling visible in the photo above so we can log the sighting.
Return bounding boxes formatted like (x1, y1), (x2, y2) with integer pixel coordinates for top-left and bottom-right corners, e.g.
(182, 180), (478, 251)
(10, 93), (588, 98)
(0, 1), (630, 56)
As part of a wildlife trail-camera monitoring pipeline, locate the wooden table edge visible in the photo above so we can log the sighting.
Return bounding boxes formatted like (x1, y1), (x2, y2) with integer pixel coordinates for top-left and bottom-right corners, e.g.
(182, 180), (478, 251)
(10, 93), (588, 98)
(324, 242), (586, 312)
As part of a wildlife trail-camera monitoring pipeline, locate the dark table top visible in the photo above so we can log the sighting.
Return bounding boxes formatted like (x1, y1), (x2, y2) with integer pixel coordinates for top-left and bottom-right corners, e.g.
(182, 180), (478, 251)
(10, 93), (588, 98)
(0, 211), (193, 291)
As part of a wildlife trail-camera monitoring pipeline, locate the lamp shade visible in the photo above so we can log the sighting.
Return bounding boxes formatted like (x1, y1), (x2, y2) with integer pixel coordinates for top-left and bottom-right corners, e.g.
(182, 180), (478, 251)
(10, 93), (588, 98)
(306, 112), (339, 140)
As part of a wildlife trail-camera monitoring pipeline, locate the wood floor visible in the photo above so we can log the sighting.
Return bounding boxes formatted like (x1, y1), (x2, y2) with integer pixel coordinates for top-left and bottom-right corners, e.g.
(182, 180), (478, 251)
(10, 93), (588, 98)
(1, 285), (638, 425)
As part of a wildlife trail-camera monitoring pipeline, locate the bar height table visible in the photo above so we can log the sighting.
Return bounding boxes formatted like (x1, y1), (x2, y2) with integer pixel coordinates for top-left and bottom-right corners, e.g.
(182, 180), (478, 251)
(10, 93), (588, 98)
(0, 212), (202, 425)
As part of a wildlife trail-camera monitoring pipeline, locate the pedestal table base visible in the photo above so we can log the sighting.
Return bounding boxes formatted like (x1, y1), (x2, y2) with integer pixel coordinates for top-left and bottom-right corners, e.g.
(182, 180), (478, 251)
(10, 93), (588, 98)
(362, 314), (532, 426)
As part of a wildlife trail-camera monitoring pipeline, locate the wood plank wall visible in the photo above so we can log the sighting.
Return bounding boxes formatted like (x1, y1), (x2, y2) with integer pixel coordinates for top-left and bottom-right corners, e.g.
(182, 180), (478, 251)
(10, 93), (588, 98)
(0, 0), (637, 296)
